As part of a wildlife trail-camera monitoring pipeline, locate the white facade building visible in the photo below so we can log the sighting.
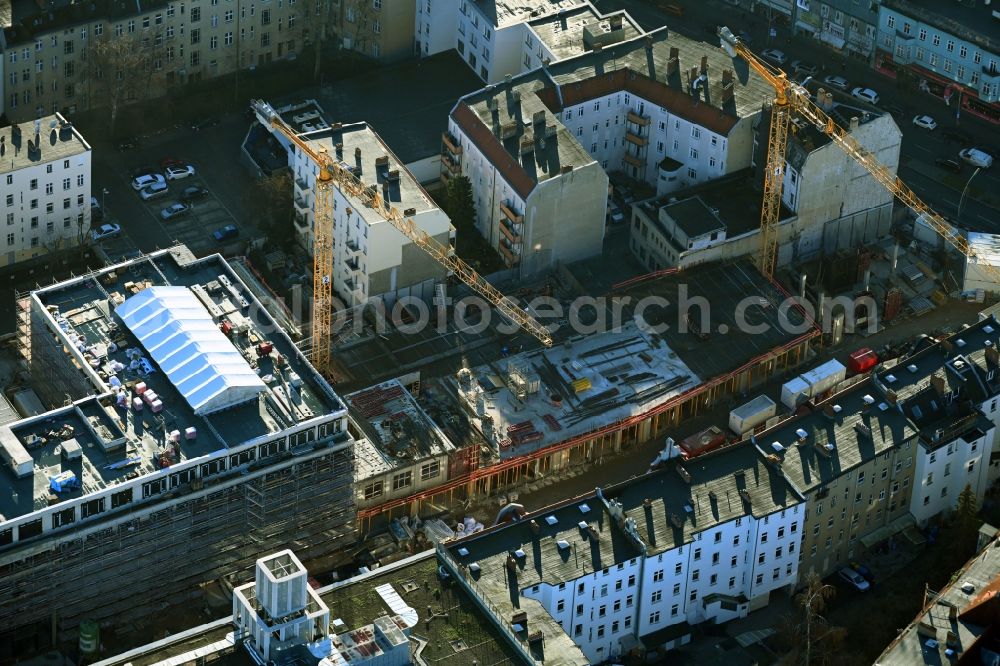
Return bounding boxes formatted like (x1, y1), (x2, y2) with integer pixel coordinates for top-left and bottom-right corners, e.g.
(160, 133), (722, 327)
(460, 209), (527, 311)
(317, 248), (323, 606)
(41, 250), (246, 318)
(0, 113), (91, 267)
(910, 418), (993, 526)
(258, 101), (454, 308)
(445, 28), (773, 276)
(442, 444), (804, 663)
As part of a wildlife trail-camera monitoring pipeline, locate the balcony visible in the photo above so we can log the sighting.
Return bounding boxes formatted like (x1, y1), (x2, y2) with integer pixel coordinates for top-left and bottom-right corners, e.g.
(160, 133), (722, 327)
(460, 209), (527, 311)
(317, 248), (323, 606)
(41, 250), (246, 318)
(500, 220), (520, 244)
(442, 131), (463, 156)
(345, 237), (361, 255)
(500, 201), (523, 224)
(346, 257), (360, 272)
(623, 153), (643, 167)
(293, 194), (310, 211)
(498, 242), (520, 267)
(442, 154), (461, 176)
(627, 110), (650, 126)
(295, 176), (310, 191)
(294, 211), (309, 228)
(625, 131), (648, 147)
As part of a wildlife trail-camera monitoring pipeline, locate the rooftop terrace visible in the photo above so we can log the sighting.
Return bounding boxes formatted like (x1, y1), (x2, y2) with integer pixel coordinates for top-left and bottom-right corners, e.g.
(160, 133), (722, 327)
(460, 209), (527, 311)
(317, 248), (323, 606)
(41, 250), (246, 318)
(446, 322), (700, 458)
(347, 379), (455, 480)
(527, 6), (643, 62)
(0, 113), (90, 174)
(0, 249), (342, 524)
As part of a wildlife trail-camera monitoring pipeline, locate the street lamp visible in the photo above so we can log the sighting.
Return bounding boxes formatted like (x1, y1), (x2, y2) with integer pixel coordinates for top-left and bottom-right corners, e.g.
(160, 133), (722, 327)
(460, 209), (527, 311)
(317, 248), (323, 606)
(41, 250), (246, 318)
(957, 167), (982, 225)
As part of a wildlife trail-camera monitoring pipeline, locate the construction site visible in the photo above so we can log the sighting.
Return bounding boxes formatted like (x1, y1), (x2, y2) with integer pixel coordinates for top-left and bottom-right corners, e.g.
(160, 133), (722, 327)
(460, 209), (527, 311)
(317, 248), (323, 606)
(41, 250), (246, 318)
(0, 248), (357, 656)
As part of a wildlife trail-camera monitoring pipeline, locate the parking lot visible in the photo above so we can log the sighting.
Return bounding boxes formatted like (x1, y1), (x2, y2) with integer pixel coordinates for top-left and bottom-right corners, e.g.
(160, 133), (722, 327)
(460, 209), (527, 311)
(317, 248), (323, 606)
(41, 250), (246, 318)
(126, 168), (244, 256)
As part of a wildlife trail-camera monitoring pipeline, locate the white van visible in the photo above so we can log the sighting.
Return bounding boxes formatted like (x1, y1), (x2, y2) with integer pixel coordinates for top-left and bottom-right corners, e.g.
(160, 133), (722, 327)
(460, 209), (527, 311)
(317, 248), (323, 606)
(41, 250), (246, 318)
(959, 148), (994, 169)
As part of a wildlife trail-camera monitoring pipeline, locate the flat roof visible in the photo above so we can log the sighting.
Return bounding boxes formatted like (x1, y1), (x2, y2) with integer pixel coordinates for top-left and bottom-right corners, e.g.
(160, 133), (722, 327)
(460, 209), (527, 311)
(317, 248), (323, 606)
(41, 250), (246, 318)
(875, 536), (1000, 666)
(612, 259), (816, 380)
(0, 113), (90, 174)
(305, 51), (483, 165)
(662, 196), (726, 239)
(0, 249), (342, 523)
(476, 0), (582, 29)
(882, 0), (999, 55)
(453, 27), (774, 198)
(528, 6), (643, 62)
(346, 379), (455, 480)
(446, 445), (801, 661)
(301, 120), (437, 219)
(445, 323), (700, 458)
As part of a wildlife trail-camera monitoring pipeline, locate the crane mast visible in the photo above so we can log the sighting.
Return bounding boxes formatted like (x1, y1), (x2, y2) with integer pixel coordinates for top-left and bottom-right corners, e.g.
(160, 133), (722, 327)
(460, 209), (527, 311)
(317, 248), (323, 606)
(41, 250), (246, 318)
(251, 100), (554, 373)
(718, 27), (992, 284)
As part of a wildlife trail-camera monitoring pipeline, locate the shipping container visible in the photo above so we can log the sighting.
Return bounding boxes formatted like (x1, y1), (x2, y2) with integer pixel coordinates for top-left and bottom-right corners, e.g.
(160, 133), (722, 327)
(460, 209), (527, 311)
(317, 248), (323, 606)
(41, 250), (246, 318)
(848, 347), (879, 375)
(729, 395), (777, 435)
(781, 377), (811, 410)
(800, 359), (847, 398)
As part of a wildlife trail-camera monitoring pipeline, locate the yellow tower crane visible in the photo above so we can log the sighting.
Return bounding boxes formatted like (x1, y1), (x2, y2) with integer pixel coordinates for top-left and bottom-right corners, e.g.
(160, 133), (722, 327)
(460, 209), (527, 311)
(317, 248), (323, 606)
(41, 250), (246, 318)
(252, 101), (554, 374)
(718, 27), (994, 284)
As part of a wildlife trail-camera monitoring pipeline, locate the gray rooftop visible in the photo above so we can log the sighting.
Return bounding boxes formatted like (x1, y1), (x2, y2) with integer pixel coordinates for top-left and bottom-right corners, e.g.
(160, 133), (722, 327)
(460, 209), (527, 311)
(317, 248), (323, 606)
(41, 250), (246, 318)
(661, 196), (726, 239)
(875, 536), (1000, 666)
(0, 113), (90, 175)
(0, 249), (342, 523)
(475, 0), (582, 29)
(527, 6), (643, 62)
(302, 121), (437, 219)
(445, 444), (801, 662)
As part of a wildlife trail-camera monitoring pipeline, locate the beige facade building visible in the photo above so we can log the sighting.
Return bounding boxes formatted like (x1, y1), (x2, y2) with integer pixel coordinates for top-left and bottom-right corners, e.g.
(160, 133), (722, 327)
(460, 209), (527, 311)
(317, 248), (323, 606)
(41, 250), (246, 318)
(0, 0), (410, 123)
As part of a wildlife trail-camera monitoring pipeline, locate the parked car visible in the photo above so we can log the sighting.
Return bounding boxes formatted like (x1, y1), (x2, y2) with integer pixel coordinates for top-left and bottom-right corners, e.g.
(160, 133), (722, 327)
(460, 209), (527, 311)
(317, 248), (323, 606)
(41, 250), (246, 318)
(822, 75), (849, 90)
(90, 223), (121, 241)
(850, 87), (880, 105)
(131, 173), (165, 191)
(980, 145), (1000, 159)
(935, 157), (963, 173)
(959, 148), (994, 168)
(837, 567), (871, 591)
(608, 203), (625, 225)
(160, 202), (190, 220)
(761, 48), (787, 65)
(212, 224), (239, 242)
(159, 156), (186, 170)
(90, 196), (104, 222)
(181, 186), (210, 202)
(850, 562), (875, 583)
(165, 165), (196, 180)
(790, 60), (818, 76)
(139, 181), (169, 200)
(912, 115), (937, 130)
(942, 130), (971, 143)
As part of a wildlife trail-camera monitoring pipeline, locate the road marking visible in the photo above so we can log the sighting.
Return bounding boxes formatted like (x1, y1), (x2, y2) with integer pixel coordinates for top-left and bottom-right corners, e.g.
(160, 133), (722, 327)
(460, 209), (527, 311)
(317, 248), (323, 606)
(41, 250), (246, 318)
(911, 145), (935, 156)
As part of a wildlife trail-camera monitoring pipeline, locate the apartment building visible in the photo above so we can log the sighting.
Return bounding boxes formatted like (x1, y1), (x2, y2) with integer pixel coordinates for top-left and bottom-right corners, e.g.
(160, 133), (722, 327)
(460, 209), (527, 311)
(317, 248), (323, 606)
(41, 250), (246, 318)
(257, 100), (453, 307)
(793, 0), (880, 61)
(0, 248), (357, 651)
(750, 314), (1000, 582)
(339, 0), (413, 61)
(440, 444), (805, 662)
(876, 0), (1000, 124)
(416, 0), (642, 84)
(0, 112), (91, 266)
(444, 27), (773, 275)
(0, 0), (313, 122)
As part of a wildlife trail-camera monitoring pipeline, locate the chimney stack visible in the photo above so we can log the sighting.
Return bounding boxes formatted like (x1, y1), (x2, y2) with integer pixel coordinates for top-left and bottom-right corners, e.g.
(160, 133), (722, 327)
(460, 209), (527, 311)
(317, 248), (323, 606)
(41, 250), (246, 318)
(667, 47), (679, 76)
(850, 116), (860, 131)
(986, 345), (999, 367)
(930, 373), (946, 396)
(700, 55), (708, 75)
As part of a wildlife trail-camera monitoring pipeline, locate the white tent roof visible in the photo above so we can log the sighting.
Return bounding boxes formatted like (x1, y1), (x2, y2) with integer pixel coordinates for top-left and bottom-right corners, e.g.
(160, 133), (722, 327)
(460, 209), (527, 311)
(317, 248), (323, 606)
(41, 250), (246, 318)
(115, 286), (265, 415)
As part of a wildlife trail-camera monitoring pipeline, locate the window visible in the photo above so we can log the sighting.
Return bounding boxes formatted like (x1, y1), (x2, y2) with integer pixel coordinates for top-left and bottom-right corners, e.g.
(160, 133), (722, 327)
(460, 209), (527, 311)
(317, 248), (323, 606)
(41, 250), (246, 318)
(946, 40), (954, 53)
(691, 127), (701, 139)
(6, 233), (13, 246)
(649, 611), (661, 625)
(733, 535), (740, 547)
(77, 174), (84, 186)
(653, 569), (664, 582)
(692, 569), (700, 582)
(886, 16), (894, 29)
(191, 7), (201, 21)
(210, 35), (218, 49)
(262, 8), (271, 24)
(731, 555), (737, 568)
(191, 28), (200, 44)
(689, 148), (698, 159)
(363, 480), (383, 499)
(687, 168), (697, 179)
(694, 547), (702, 560)
(225, 32), (233, 45)
(674, 563), (681, 575)
(689, 590), (698, 602)
(392, 471), (412, 490)
(918, 28), (926, 41)
(651, 590), (662, 603)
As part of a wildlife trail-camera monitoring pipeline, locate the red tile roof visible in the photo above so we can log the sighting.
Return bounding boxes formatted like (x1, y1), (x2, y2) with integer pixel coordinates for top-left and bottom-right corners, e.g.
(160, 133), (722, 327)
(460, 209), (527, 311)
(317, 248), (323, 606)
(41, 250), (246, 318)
(451, 102), (537, 199)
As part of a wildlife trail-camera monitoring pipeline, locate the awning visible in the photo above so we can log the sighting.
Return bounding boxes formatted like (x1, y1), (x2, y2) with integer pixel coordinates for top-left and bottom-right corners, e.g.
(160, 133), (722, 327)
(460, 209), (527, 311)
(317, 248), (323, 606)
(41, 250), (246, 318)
(820, 32), (846, 49)
(860, 514), (914, 549)
(795, 20), (818, 35)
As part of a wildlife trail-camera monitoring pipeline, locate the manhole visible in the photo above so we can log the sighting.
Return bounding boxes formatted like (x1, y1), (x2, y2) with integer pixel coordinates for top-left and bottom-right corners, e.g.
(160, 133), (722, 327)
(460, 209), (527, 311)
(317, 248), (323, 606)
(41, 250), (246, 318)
(449, 639), (469, 653)
(401, 580), (418, 594)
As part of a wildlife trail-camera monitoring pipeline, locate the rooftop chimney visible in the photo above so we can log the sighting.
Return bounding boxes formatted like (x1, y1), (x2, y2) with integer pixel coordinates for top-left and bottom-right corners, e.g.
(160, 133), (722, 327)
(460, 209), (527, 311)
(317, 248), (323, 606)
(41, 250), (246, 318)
(850, 116), (860, 131)
(610, 15), (622, 30)
(667, 47), (679, 76)
(354, 146), (362, 175)
(700, 55), (708, 75)
(930, 373), (946, 396)
(986, 345), (999, 367)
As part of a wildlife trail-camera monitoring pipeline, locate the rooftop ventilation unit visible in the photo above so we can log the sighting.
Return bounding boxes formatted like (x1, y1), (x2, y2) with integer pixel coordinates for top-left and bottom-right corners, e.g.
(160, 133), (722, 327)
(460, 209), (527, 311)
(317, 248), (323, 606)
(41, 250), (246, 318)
(908, 364), (919, 373)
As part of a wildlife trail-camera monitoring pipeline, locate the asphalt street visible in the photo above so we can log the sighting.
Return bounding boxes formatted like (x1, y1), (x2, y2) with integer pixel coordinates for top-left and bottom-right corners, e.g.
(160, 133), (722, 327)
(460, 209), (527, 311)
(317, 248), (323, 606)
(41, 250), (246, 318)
(596, 0), (1000, 231)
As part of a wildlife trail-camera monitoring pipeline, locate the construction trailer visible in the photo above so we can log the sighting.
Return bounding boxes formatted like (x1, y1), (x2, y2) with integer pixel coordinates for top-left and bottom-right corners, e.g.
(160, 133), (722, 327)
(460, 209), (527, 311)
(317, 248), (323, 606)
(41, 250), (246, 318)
(0, 249), (358, 654)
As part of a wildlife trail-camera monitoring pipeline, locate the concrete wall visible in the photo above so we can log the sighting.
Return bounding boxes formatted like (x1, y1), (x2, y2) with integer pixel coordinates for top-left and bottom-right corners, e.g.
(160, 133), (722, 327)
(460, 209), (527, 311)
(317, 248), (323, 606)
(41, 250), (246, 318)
(522, 162), (608, 275)
(414, 0), (459, 58)
(367, 228), (450, 305)
(405, 154), (442, 185)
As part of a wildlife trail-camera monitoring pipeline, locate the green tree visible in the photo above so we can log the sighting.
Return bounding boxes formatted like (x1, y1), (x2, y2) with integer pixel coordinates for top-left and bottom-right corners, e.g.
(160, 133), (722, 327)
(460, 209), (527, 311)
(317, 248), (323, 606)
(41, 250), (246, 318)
(444, 176), (476, 231)
(956, 483), (979, 537)
(259, 171), (295, 251)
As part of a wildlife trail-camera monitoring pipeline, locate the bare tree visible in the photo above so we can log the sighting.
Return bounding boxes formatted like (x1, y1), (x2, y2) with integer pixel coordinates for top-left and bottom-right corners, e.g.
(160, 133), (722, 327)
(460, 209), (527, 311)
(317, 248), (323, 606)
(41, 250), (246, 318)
(341, 0), (378, 58)
(775, 573), (848, 666)
(84, 32), (162, 136)
(302, 0), (342, 81)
